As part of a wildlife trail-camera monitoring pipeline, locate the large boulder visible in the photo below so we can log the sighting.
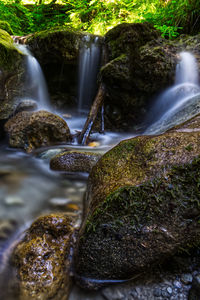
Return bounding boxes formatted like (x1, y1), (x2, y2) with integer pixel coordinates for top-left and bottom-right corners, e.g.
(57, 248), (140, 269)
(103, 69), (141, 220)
(12, 214), (76, 300)
(0, 29), (24, 120)
(102, 23), (200, 130)
(4, 110), (71, 152)
(26, 29), (103, 110)
(74, 114), (200, 287)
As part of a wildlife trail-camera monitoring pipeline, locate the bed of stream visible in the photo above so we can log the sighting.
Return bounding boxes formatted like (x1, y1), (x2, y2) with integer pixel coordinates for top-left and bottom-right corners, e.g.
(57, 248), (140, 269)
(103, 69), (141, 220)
(1, 36), (200, 299)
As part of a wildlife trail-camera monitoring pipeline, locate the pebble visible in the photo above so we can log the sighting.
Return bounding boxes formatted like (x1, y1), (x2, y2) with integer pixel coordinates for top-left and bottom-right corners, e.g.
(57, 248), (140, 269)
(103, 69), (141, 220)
(162, 290), (170, 298)
(167, 287), (173, 294)
(181, 273), (193, 285)
(102, 288), (124, 300)
(49, 197), (71, 207)
(174, 280), (182, 289)
(4, 196), (24, 206)
(153, 288), (162, 297)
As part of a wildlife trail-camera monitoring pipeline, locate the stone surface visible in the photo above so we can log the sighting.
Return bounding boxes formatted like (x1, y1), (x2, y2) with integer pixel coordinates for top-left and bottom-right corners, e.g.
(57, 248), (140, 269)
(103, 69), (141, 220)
(14, 99), (38, 114)
(12, 213), (75, 300)
(50, 151), (101, 173)
(4, 110), (71, 152)
(0, 29), (24, 120)
(74, 114), (200, 287)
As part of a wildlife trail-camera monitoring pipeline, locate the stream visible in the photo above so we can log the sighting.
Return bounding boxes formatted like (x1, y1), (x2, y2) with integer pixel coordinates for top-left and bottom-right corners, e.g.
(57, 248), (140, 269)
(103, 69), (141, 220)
(0, 37), (200, 299)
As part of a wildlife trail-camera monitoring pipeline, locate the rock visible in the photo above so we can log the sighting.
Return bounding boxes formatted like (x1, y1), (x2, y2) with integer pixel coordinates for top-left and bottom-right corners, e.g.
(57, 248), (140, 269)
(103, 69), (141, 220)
(180, 273), (193, 285)
(12, 213), (76, 300)
(26, 29), (103, 110)
(102, 24), (200, 131)
(14, 99), (38, 114)
(74, 114), (200, 287)
(102, 22), (177, 130)
(188, 275), (200, 300)
(0, 29), (24, 120)
(50, 151), (101, 173)
(4, 110), (71, 152)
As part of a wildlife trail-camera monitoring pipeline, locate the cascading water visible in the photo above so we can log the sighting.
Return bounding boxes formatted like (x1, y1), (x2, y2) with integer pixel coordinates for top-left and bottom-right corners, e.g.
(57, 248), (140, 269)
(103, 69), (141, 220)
(146, 52), (200, 134)
(78, 35), (101, 113)
(16, 44), (50, 110)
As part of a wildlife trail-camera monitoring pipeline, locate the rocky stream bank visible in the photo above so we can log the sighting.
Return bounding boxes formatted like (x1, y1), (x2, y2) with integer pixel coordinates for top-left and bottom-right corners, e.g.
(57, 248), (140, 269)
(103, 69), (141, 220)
(0, 21), (200, 300)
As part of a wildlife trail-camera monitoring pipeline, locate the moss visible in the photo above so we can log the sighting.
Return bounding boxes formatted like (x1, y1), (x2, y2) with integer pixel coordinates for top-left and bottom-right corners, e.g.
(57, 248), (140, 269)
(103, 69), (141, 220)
(86, 156), (200, 233)
(74, 117), (200, 282)
(0, 29), (22, 71)
(0, 21), (13, 35)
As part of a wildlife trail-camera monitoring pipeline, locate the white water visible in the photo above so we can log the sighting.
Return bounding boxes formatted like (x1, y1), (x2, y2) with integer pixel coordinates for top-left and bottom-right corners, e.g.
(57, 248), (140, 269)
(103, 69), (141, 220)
(17, 44), (50, 110)
(78, 35), (101, 112)
(146, 52), (200, 134)
(175, 52), (199, 85)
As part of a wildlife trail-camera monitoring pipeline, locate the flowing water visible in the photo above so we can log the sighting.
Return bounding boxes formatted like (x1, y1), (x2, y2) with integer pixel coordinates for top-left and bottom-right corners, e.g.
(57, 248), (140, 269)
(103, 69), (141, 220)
(146, 52), (200, 134)
(1, 42), (200, 299)
(78, 35), (101, 113)
(17, 44), (51, 110)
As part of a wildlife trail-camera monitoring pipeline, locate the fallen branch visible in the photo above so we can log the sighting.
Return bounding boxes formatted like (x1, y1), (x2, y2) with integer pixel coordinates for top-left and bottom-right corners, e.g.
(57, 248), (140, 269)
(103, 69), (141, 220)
(78, 83), (105, 145)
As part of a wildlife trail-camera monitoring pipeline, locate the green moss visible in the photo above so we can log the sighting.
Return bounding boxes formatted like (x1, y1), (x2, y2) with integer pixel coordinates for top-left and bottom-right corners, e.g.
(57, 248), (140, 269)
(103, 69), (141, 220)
(0, 21), (13, 35)
(85, 155), (200, 235)
(0, 29), (22, 71)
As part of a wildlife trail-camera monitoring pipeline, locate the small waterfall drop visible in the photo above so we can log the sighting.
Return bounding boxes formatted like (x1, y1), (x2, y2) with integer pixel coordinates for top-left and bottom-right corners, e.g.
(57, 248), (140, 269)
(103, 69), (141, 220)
(17, 44), (50, 110)
(175, 52), (199, 85)
(78, 35), (101, 113)
(146, 52), (200, 134)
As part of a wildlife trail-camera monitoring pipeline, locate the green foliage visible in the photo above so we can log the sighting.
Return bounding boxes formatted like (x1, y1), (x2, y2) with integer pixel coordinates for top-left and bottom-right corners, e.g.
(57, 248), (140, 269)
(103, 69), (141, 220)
(0, 0), (199, 37)
(0, 0), (33, 35)
(0, 20), (13, 35)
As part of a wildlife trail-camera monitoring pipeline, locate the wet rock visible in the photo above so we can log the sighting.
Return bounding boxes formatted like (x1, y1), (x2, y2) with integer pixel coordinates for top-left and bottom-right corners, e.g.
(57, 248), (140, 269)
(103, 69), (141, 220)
(14, 99), (38, 114)
(188, 275), (200, 300)
(50, 151), (101, 173)
(74, 114), (200, 287)
(12, 213), (76, 300)
(181, 273), (193, 285)
(4, 196), (24, 206)
(0, 219), (17, 240)
(4, 110), (71, 152)
(0, 29), (24, 120)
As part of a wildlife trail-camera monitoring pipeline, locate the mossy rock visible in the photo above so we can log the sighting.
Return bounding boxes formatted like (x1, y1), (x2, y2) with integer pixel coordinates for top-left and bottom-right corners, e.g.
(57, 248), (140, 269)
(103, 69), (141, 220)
(102, 24), (200, 131)
(12, 213), (75, 300)
(50, 151), (101, 173)
(105, 22), (160, 60)
(0, 29), (24, 119)
(74, 114), (200, 287)
(0, 21), (13, 35)
(4, 110), (71, 152)
(26, 28), (83, 64)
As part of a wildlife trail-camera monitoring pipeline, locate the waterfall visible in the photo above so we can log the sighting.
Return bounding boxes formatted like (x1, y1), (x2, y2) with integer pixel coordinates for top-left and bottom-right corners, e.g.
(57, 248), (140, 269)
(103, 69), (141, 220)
(145, 52), (200, 134)
(175, 52), (199, 85)
(16, 44), (50, 110)
(78, 35), (101, 113)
